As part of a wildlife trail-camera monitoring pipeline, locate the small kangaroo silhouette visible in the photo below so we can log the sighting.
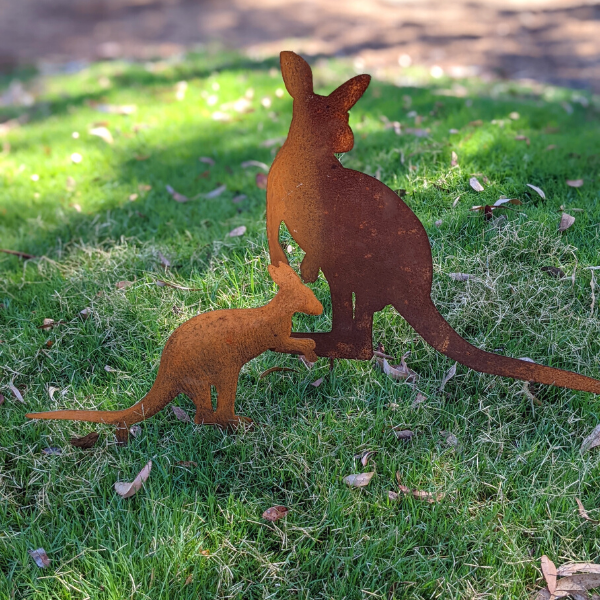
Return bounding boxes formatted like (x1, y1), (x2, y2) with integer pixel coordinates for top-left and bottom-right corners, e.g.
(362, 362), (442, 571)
(26, 262), (323, 444)
(267, 50), (600, 394)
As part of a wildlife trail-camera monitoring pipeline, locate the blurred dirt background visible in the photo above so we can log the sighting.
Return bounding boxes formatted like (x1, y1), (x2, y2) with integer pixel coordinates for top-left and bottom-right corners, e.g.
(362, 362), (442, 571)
(0, 0), (599, 90)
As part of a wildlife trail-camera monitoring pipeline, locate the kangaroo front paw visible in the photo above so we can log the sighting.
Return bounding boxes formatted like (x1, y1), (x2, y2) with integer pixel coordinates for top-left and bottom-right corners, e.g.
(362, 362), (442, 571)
(300, 255), (320, 283)
(299, 339), (318, 363)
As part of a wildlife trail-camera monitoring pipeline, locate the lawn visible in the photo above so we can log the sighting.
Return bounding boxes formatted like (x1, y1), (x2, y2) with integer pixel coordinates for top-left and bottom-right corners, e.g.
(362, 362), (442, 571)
(1, 49), (600, 599)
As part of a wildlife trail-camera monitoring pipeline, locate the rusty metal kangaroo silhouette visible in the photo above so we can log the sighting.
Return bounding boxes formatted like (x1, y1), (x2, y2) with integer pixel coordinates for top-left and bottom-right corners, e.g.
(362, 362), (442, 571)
(267, 50), (600, 394)
(27, 263), (323, 444)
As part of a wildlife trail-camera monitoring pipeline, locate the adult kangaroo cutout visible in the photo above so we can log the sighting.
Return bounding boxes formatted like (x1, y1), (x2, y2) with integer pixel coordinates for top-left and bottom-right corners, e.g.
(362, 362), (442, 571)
(267, 50), (600, 394)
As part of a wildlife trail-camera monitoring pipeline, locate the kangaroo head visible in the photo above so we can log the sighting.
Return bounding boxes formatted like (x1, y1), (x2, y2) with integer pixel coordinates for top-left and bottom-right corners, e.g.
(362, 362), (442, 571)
(280, 51), (370, 153)
(268, 262), (323, 316)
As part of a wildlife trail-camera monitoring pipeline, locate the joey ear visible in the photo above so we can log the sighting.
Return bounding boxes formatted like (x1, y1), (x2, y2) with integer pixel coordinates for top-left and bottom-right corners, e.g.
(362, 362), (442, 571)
(280, 51), (313, 99)
(328, 74), (371, 112)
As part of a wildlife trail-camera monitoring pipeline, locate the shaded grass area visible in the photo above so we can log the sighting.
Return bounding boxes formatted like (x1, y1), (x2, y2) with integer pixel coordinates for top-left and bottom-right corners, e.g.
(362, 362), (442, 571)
(1, 51), (600, 598)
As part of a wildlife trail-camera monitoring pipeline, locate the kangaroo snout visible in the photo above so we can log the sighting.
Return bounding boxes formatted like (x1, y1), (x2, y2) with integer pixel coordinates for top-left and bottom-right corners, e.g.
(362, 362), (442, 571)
(302, 291), (323, 316)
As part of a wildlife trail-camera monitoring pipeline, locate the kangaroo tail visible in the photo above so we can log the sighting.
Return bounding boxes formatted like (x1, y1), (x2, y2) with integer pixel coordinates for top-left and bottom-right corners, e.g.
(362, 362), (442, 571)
(26, 379), (179, 426)
(398, 298), (600, 394)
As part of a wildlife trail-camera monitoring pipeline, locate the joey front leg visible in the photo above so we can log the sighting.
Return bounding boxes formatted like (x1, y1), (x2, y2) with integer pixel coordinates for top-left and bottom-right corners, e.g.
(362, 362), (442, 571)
(276, 337), (318, 362)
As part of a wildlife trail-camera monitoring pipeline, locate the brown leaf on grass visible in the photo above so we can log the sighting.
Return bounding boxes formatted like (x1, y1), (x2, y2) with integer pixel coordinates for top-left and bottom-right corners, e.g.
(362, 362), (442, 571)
(557, 564), (600, 577)
(205, 184), (227, 199)
(114, 460), (152, 498)
(576, 498), (599, 524)
(227, 226), (246, 237)
(176, 461), (198, 467)
(79, 307), (92, 320)
(298, 355), (315, 369)
(158, 252), (171, 268)
(232, 194), (246, 204)
(527, 184), (546, 199)
(42, 447), (62, 455)
(39, 318), (56, 330)
(172, 406), (191, 422)
(166, 184), (189, 203)
(184, 574), (193, 585)
(541, 266), (565, 279)
(138, 184), (152, 192)
(469, 177), (484, 192)
(566, 179), (584, 188)
(553, 573), (600, 597)
(441, 431), (459, 448)
(155, 280), (201, 291)
(48, 386), (59, 401)
(451, 151), (458, 167)
(89, 126), (113, 144)
(256, 173), (268, 189)
(116, 280), (133, 289)
(439, 362), (457, 391)
(0, 393), (4, 406)
(262, 505), (289, 522)
(515, 135), (530, 145)
(29, 548), (50, 568)
(382, 354), (417, 383)
(558, 213), (576, 232)
(493, 198), (522, 207)
(434, 219), (442, 227)
(449, 273), (475, 281)
(393, 428), (414, 441)
(0, 248), (36, 259)
(9, 381), (24, 402)
(199, 156), (215, 166)
(129, 193), (138, 201)
(581, 424), (600, 453)
(129, 425), (141, 437)
(541, 555), (558, 595)
(344, 472), (375, 488)
(469, 119), (483, 127)
(412, 392), (427, 408)
(358, 450), (377, 467)
(241, 160), (269, 171)
(311, 377), (324, 388)
(70, 431), (100, 449)
(393, 473), (444, 503)
(259, 366), (298, 379)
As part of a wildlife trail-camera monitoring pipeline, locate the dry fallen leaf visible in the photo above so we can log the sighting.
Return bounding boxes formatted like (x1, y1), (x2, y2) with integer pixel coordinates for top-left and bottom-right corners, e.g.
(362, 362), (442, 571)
(553, 573), (600, 597)
(541, 266), (565, 279)
(412, 392), (427, 408)
(199, 156), (215, 166)
(166, 184), (189, 203)
(527, 183), (546, 199)
(581, 424), (600, 453)
(256, 173), (268, 189)
(449, 273), (475, 281)
(138, 184), (152, 192)
(566, 179), (584, 188)
(311, 377), (324, 388)
(158, 252), (171, 268)
(39, 318), (56, 330)
(172, 406), (191, 422)
(116, 280), (133, 290)
(184, 574), (193, 586)
(89, 126), (113, 144)
(393, 474), (444, 503)
(129, 425), (141, 437)
(439, 362), (457, 391)
(0, 393), (4, 406)
(205, 184), (227, 199)
(469, 177), (484, 192)
(79, 307), (92, 320)
(557, 564), (600, 577)
(114, 460), (152, 498)
(232, 194), (246, 204)
(558, 213), (576, 232)
(176, 461), (198, 467)
(48, 386), (59, 401)
(241, 160), (269, 171)
(262, 505), (289, 522)
(393, 428), (414, 441)
(359, 450), (377, 467)
(514, 135), (530, 145)
(259, 366), (298, 379)
(104, 365), (118, 373)
(227, 226), (246, 237)
(451, 151), (458, 167)
(541, 555), (558, 595)
(576, 498), (599, 524)
(29, 548), (50, 568)
(441, 431), (459, 448)
(9, 380), (24, 403)
(70, 431), (100, 449)
(42, 447), (62, 455)
(344, 472), (375, 488)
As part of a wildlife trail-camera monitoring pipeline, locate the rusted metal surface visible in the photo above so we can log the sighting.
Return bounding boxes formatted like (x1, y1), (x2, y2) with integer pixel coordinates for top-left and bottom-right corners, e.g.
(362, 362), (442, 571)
(26, 263), (323, 444)
(267, 50), (600, 394)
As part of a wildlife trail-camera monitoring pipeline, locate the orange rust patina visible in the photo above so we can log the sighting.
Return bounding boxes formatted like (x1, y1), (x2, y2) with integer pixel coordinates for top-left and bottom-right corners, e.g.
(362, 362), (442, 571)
(26, 263), (323, 444)
(267, 50), (600, 394)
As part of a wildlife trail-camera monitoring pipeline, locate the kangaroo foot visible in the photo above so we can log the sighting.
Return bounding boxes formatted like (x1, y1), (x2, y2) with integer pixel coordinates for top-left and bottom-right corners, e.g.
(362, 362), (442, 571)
(291, 331), (373, 360)
(194, 410), (254, 430)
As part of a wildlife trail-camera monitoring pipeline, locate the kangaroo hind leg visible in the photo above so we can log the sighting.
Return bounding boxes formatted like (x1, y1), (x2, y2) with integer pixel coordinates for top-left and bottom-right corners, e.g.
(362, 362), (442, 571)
(214, 375), (253, 429)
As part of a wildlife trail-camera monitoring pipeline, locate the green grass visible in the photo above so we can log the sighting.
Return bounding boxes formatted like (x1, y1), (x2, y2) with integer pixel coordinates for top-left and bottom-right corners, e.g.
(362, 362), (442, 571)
(2, 49), (600, 599)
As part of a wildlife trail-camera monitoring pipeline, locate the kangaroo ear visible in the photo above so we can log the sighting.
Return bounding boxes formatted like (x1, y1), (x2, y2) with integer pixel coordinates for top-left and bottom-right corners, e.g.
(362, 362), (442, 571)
(328, 74), (371, 112)
(280, 51), (313, 99)
(269, 262), (298, 287)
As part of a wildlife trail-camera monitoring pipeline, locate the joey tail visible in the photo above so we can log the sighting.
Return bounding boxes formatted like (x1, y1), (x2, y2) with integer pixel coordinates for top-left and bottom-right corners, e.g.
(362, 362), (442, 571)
(399, 298), (600, 394)
(26, 378), (179, 426)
